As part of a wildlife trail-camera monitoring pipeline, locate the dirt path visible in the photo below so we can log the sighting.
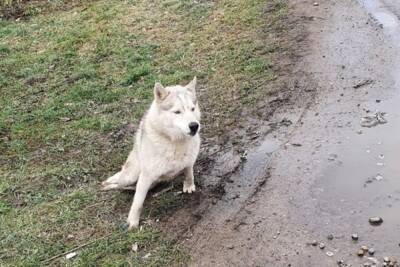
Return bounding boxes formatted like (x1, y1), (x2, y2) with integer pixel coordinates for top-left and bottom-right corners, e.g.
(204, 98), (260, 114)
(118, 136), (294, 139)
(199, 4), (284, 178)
(182, 0), (400, 266)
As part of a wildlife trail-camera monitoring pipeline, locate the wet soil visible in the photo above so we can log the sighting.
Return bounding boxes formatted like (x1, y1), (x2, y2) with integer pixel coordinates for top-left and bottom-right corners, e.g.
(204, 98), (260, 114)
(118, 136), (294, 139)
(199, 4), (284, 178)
(160, 0), (400, 266)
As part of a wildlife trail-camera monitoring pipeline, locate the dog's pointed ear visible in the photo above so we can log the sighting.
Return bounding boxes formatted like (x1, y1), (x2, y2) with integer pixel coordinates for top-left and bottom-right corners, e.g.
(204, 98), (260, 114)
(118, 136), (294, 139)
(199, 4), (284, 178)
(186, 76), (197, 95)
(154, 82), (168, 102)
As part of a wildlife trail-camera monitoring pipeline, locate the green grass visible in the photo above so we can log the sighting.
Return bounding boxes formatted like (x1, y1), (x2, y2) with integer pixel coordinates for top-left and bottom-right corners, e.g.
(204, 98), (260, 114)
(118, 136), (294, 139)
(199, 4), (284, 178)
(0, 0), (287, 265)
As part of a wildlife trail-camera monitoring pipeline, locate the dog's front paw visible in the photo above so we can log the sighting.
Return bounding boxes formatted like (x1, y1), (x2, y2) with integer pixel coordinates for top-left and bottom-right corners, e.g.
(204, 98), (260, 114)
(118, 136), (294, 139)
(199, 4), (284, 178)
(127, 216), (139, 230)
(101, 172), (122, 191)
(101, 180), (120, 191)
(183, 183), (196, 193)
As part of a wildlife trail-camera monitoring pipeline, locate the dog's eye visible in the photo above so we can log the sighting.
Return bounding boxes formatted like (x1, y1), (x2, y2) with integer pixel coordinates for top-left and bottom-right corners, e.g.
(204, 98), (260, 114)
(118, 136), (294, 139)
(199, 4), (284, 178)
(191, 107), (195, 112)
(174, 110), (181, 114)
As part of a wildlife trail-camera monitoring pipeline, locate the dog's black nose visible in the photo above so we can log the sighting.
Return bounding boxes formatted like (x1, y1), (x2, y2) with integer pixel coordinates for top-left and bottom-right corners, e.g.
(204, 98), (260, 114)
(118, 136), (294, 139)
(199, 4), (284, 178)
(189, 122), (199, 136)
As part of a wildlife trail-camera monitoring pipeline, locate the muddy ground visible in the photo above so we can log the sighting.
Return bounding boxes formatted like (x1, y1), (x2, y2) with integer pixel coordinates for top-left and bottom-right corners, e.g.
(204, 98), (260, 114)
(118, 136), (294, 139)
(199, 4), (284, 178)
(163, 0), (400, 266)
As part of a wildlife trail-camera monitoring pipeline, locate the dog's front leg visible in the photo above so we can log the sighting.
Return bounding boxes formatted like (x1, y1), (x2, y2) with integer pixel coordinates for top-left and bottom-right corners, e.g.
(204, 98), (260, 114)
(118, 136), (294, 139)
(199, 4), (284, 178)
(183, 166), (196, 193)
(127, 174), (153, 229)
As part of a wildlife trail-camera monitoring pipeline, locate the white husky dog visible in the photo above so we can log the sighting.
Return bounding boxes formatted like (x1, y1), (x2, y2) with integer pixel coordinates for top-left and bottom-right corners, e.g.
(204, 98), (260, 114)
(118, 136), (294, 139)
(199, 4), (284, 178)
(102, 77), (201, 229)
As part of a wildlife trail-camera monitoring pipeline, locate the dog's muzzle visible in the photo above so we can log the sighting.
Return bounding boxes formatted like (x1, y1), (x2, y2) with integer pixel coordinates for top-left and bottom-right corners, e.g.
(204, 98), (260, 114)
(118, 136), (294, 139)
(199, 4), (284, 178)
(189, 122), (199, 136)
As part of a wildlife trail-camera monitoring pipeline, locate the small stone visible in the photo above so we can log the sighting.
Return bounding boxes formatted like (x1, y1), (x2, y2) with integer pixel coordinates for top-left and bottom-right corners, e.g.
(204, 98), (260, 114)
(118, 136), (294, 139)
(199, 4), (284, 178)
(132, 243), (138, 252)
(358, 249), (365, 257)
(120, 222), (129, 230)
(66, 252), (77, 260)
(143, 253), (151, 259)
(384, 257), (390, 262)
(369, 217), (383, 225)
(60, 117), (71, 122)
(363, 263), (371, 267)
(311, 240), (318, 246)
(376, 99), (381, 103)
(313, 2), (319, 6)
(351, 233), (359, 241)
(227, 245), (234, 249)
(319, 243), (325, 249)
(361, 245), (369, 252)
(337, 260), (345, 266)
(368, 248), (375, 255)
(326, 251), (334, 257)
(327, 234), (334, 241)
(290, 143), (302, 147)
(240, 151), (248, 161)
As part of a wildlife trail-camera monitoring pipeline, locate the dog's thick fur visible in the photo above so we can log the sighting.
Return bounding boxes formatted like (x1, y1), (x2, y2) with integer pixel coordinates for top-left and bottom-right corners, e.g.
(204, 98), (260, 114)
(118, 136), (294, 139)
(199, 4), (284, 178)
(102, 77), (201, 229)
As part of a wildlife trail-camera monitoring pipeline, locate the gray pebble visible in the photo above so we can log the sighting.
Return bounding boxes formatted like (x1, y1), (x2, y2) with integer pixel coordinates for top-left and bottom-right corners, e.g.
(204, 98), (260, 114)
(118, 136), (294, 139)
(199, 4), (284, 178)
(358, 249), (365, 257)
(119, 223), (129, 231)
(368, 248), (375, 255)
(319, 243), (325, 249)
(351, 233), (359, 241)
(369, 217), (383, 225)
(327, 234), (334, 240)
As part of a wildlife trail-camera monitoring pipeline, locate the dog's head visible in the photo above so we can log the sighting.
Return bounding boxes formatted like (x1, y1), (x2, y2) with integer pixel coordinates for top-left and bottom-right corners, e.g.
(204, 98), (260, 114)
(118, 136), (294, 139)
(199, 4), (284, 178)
(151, 77), (201, 140)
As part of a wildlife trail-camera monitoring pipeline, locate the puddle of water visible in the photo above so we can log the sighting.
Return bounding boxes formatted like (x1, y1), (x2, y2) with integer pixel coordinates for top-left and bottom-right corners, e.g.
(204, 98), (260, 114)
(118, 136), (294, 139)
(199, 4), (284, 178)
(312, 0), (400, 253)
(241, 139), (280, 173)
(313, 94), (400, 251)
(362, 0), (400, 43)
(239, 138), (280, 185)
(221, 137), (280, 204)
(374, 11), (398, 27)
